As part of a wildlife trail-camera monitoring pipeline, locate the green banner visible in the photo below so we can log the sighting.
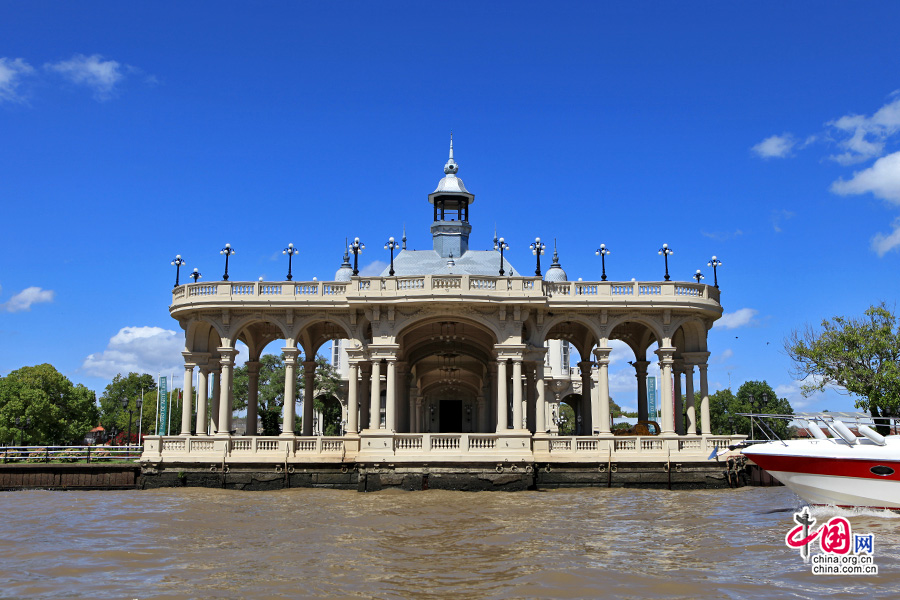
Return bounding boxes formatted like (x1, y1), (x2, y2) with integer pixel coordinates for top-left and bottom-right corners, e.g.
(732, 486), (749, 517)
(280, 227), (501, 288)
(647, 376), (657, 419)
(159, 376), (168, 436)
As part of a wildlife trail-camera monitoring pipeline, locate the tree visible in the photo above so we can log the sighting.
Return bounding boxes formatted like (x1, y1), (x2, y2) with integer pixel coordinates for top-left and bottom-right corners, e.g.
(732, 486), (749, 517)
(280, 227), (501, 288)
(233, 353), (340, 436)
(786, 303), (900, 434)
(98, 372), (165, 441)
(0, 364), (99, 445)
(708, 381), (793, 439)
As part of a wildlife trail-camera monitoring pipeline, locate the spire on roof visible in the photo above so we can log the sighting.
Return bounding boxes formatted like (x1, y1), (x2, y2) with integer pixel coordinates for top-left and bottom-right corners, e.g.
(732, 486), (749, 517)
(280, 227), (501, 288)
(444, 133), (458, 175)
(402, 224), (407, 250)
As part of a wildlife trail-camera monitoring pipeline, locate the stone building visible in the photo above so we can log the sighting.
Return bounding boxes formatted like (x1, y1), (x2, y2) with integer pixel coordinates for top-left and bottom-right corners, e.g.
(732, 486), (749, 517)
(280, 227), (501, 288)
(144, 141), (731, 471)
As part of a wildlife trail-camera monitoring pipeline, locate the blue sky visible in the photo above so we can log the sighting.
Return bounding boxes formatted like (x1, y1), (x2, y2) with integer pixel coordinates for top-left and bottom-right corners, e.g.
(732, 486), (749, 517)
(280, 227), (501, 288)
(2, 2), (899, 413)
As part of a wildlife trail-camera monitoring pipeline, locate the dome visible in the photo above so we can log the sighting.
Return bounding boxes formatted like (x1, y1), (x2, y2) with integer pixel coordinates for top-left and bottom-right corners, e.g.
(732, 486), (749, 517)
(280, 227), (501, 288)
(544, 243), (567, 282)
(334, 246), (353, 282)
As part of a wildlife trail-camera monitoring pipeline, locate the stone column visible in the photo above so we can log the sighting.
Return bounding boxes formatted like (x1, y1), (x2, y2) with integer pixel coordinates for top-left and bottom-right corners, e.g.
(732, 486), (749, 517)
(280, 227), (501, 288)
(594, 348), (612, 434)
(578, 361), (593, 435)
(535, 362), (546, 433)
(525, 365), (535, 432)
(684, 363), (697, 435)
(496, 359), (508, 432)
(385, 359), (396, 431)
(281, 348), (299, 436)
(512, 358), (523, 430)
(246, 361), (260, 436)
(210, 367), (221, 435)
(369, 359), (381, 430)
(196, 368), (209, 436)
(180, 358), (195, 436)
(414, 396), (423, 433)
(359, 364), (371, 431)
(488, 361), (498, 433)
(699, 363), (711, 435)
(216, 349), (237, 435)
(633, 360), (650, 421)
(673, 361), (684, 435)
(301, 360), (316, 436)
(656, 349), (675, 434)
(347, 362), (359, 434)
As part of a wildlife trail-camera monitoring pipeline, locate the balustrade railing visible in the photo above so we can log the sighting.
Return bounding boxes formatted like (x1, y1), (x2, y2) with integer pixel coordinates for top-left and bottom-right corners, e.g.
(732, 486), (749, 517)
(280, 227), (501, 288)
(174, 278), (718, 305)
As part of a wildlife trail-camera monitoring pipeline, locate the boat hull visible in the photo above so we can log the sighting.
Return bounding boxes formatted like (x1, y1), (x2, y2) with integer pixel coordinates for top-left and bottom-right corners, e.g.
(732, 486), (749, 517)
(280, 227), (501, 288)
(743, 438), (900, 509)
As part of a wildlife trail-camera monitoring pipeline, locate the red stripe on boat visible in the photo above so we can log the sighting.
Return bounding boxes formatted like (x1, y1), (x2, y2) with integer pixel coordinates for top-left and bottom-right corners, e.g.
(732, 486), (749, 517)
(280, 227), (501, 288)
(745, 453), (900, 481)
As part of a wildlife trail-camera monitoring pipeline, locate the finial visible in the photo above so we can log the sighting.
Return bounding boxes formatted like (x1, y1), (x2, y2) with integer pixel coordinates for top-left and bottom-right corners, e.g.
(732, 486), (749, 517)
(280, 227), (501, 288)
(493, 224), (498, 250)
(340, 238), (351, 267)
(447, 252), (455, 268)
(551, 238), (561, 267)
(444, 134), (458, 175)
(402, 224), (407, 250)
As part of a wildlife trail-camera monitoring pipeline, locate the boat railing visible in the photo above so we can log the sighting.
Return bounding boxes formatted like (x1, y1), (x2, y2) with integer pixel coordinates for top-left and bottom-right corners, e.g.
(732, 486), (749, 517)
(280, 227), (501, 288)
(738, 412), (897, 447)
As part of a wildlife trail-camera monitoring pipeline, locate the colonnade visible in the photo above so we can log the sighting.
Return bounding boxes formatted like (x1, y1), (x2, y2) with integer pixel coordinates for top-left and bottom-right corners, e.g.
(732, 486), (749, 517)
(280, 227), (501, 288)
(175, 345), (712, 438)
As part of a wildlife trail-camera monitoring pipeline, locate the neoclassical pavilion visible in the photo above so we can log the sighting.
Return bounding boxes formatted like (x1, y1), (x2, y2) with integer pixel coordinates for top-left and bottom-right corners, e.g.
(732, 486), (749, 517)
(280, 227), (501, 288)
(144, 142), (732, 467)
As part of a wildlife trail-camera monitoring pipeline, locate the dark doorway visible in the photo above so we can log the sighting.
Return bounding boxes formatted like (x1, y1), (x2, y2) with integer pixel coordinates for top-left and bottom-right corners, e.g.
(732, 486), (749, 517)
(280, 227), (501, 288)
(439, 399), (463, 432)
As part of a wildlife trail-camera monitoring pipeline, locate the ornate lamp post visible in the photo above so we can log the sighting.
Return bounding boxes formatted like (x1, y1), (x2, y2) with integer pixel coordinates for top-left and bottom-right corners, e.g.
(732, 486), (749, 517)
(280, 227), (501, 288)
(384, 236), (399, 276)
(497, 237), (509, 276)
(283, 243), (298, 281)
(658, 244), (674, 281)
(15, 416), (30, 446)
(530, 237), (546, 277)
(595, 244), (611, 281)
(350, 237), (365, 276)
(693, 270), (704, 283)
(171, 255), (185, 288)
(220, 244), (235, 281)
(708, 256), (722, 288)
(190, 268), (202, 283)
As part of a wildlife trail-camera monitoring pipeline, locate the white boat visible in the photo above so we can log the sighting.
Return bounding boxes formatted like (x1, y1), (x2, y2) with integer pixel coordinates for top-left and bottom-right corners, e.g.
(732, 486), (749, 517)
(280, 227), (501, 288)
(741, 416), (900, 510)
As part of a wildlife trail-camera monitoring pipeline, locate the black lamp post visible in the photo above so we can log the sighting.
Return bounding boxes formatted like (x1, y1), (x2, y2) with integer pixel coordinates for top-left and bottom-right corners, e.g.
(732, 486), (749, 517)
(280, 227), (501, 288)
(283, 243), (298, 281)
(384, 236), (399, 276)
(121, 397), (133, 447)
(708, 256), (722, 288)
(530, 237), (546, 277)
(220, 243), (235, 281)
(190, 268), (202, 283)
(497, 237), (509, 276)
(350, 237), (365, 276)
(658, 244), (674, 281)
(15, 416), (29, 446)
(728, 414), (735, 435)
(595, 244), (611, 281)
(171, 255), (185, 288)
(693, 270), (704, 284)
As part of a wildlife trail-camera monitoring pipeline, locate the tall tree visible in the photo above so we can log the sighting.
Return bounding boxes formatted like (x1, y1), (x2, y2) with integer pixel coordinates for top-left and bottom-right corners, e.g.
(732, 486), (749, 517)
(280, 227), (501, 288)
(786, 303), (900, 433)
(0, 364), (99, 445)
(708, 381), (793, 438)
(98, 373), (165, 441)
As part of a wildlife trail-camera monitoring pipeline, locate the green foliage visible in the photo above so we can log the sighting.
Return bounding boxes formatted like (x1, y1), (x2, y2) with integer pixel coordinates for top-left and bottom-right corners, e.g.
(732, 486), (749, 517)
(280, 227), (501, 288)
(98, 373), (164, 440)
(556, 402), (576, 435)
(0, 364), (99, 445)
(233, 352), (343, 436)
(708, 380), (793, 438)
(785, 303), (900, 431)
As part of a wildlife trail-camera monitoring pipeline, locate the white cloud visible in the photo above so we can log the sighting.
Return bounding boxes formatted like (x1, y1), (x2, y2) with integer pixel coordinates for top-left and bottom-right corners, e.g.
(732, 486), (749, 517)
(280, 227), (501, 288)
(2, 286), (55, 312)
(827, 95), (900, 165)
(608, 340), (631, 365)
(45, 54), (123, 100)
(82, 326), (184, 379)
(831, 150), (900, 205)
(714, 308), (759, 330)
(712, 348), (734, 364)
(751, 133), (796, 158)
(771, 209), (795, 233)
(0, 57), (34, 103)
(359, 260), (388, 276)
(871, 218), (900, 257)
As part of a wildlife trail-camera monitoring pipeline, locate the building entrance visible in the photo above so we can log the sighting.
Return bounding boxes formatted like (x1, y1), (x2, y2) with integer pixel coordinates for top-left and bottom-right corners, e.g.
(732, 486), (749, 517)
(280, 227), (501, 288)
(439, 400), (463, 432)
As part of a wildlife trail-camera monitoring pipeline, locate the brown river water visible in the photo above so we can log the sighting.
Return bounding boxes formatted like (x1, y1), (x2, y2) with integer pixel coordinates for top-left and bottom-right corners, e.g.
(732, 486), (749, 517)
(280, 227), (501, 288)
(0, 486), (896, 599)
